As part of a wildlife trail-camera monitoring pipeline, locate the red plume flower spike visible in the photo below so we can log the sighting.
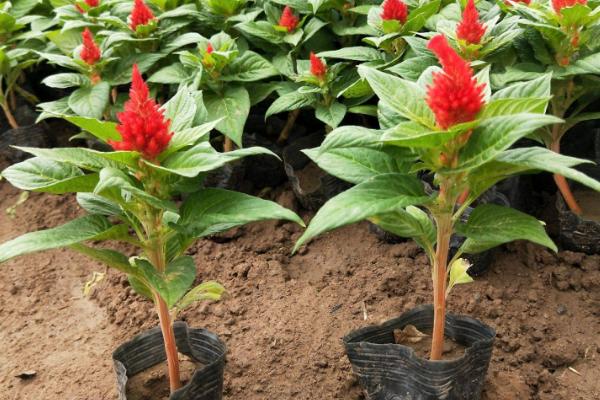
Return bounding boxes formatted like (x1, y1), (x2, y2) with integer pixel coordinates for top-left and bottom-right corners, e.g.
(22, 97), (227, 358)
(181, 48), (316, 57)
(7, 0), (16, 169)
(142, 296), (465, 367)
(109, 65), (173, 160)
(206, 43), (213, 54)
(456, 0), (486, 45)
(380, 0), (408, 24)
(85, 0), (99, 7)
(279, 6), (299, 32)
(80, 28), (101, 65)
(552, 0), (586, 13)
(426, 35), (485, 130)
(130, 0), (155, 31)
(310, 52), (327, 79)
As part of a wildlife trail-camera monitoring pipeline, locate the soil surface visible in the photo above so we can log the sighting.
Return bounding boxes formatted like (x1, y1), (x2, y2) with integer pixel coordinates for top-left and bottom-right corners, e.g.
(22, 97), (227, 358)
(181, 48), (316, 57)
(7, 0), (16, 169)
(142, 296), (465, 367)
(1, 181), (599, 400)
(575, 189), (600, 222)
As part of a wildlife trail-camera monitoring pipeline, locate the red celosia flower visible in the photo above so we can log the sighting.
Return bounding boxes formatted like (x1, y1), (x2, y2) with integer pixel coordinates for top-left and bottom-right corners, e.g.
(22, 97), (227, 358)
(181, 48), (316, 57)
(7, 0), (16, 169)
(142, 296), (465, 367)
(310, 52), (327, 79)
(456, 0), (486, 45)
(552, 0), (586, 13)
(426, 35), (485, 130)
(109, 65), (172, 160)
(279, 6), (299, 32)
(130, 0), (155, 31)
(85, 0), (99, 7)
(80, 28), (101, 65)
(380, 0), (408, 24)
(206, 43), (213, 53)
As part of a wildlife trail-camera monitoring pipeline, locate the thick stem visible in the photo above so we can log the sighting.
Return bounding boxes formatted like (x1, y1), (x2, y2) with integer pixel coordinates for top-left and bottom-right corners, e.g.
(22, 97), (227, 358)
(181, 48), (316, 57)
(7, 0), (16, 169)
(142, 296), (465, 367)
(277, 109), (300, 145)
(1, 101), (19, 129)
(431, 212), (453, 360)
(155, 293), (181, 393)
(550, 134), (583, 215)
(223, 137), (234, 152)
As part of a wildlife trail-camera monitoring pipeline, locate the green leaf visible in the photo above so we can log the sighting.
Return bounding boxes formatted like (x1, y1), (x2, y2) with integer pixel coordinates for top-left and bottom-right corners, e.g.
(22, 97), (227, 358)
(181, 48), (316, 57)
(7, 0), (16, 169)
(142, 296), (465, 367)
(154, 142), (276, 178)
(222, 51), (279, 82)
(69, 244), (136, 275)
(179, 188), (304, 238)
(382, 121), (452, 148)
(134, 256), (196, 308)
(479, 97), (550, 118)
(163, 85), (197, 132)
(64, 115), (121, 142)
(317, 47), (384, 62)
(294, 173), (429, 251)
(162, 119), (220, 158)
(148, 63), (189, 84)
(359, 66), (434, 128)
(175, 281), (226, 311)
(315, 102), (346, 128)
(456, 114), (562, 171)
(491, 73), (552, 100)
(266, 91), (316, 118)
(0, 215), (122, 263)
(370, 206), (436, 252)
(456, 204), (556, 253)
(14, 146), (139, 170)
(68, 82), (110, 119)
(42, 73), (89, 89)
(2, 157), (98, 194)
(76, 193), (122, 216)
(204, 86), (250, 147)
(446, 258), (473, 296)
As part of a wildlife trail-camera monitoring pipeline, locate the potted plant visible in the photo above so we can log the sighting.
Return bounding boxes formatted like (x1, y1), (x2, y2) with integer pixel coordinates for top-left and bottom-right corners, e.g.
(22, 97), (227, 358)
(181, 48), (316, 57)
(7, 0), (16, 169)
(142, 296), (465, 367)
(0, 65), (303, 398)
(294, 34), (600, 399)
(504, 0), (600, 253)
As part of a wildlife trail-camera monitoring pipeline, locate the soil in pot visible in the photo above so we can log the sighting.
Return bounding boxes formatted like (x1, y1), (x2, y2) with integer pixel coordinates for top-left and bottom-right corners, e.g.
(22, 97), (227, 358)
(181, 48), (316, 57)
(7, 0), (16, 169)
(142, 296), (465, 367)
(573, 189), (600, 222)
(126, 356), (198, 400)
(393, 325), (466, 360)
(556, 188), (600, 254)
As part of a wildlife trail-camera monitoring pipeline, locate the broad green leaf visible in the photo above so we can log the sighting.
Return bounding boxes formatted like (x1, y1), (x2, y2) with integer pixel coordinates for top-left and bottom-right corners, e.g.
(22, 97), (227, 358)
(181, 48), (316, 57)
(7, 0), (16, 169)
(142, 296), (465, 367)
(175, 281), (226, 311)
(371, 206), (436, 252)
(14, 146), (139, 170)
(266, 91), (316, 118)
(222, 51), (279, 82)
(69, 244), (136, 275)
(317, 47), (384, 62)
(64, 115), (121, 142)
(179, 188), (304, 238)
(2, 157), (98, 194)
(491, 73), (552, 100)
(76, 193), (122, 216)
(479, 97), (550, 118)
(0, 215), (123, 263)
(163, 85), (197, 132)
(153, 142), (276, 178)
(68, 82), (110, 119)
(294, 173), (429, 251)
(42, 73), (88, 89)
(456, 113), (562, 171)
(162, 119), (220, 158)
(315, 102), (347, 128)
(359, 66), (435, 128)
(204, 86), (250, 147)
(148, 63), (189, 84)
(134, 256), (196, 308)
(456, 204), (556, 253)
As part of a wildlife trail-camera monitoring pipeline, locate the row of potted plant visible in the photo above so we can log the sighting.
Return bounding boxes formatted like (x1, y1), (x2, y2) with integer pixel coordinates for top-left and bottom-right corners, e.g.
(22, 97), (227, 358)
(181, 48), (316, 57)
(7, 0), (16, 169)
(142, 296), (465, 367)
(1, 0), (599, 398)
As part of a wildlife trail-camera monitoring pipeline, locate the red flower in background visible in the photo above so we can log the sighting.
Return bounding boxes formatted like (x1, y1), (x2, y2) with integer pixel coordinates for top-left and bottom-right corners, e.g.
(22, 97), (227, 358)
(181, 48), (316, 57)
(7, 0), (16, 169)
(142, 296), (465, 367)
(206, 43), (214, 54)
(380, 0), (408, 24)
(130, 0), (155, 31)
(552, 0), (586, 13)
(279, 6), (299, 32)
(109, 65), (172, 160)
(80, 28), (101, 65)
(426, 35), (485, 130)
(85, 0), (99, 7)
(310, 52), (327, 79)
(456, 0), (486, 45)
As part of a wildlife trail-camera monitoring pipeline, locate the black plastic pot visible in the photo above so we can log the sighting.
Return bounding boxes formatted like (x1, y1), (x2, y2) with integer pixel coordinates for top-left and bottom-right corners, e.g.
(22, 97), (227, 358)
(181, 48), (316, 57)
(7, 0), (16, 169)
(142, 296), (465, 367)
(556, 194), (600, 255)
(113, 322), (226, 400)
(344, 304), (495, 400)
(282, 132), (350, 210)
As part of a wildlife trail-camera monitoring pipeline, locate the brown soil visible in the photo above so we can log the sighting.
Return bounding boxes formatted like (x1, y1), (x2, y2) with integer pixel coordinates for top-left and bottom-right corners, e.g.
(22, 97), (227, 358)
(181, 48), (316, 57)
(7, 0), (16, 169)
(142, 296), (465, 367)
(126, 356), (197, 400)
(295, 162), (326, 193)
(1, 181), (600, 400)
(575, 190), (600, 222)
(394, 326), (467, 360)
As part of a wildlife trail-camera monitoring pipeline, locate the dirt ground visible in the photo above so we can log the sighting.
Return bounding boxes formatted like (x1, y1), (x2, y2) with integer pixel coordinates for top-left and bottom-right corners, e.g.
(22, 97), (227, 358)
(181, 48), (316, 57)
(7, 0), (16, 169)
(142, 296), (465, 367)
(0, 181), (599, 400)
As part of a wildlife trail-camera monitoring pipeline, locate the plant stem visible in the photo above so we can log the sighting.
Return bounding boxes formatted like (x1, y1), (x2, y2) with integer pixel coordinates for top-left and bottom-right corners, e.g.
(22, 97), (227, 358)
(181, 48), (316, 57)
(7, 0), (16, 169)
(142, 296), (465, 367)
(223, 137), (234, 152)
(431, 211), (452, 360)
(550, 128), (583, 215)
(155, 292), (181, 393)
(277, 109), (300, 145)
(1, 101), (19, 129)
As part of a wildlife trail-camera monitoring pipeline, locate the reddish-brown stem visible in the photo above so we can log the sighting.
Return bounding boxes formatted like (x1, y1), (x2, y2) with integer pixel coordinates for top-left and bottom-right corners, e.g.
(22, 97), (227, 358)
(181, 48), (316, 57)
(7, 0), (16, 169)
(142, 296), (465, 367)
(223, 137), (234, 152)
(430, 211), (452, 360)
(155, 293), (181, 393)
(1, 101), (19, 129)
(457, 188), (469, 205)
(550, 134), (583, 215)
(277, 109), (300, 145)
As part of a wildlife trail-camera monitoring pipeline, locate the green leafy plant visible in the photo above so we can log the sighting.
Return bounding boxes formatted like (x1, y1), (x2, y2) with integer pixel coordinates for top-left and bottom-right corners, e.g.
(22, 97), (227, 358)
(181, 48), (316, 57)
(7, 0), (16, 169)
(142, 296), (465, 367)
(294, 34), (600, 360)
(503, 0), (600, 214)
(0, 67), (303, 392)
